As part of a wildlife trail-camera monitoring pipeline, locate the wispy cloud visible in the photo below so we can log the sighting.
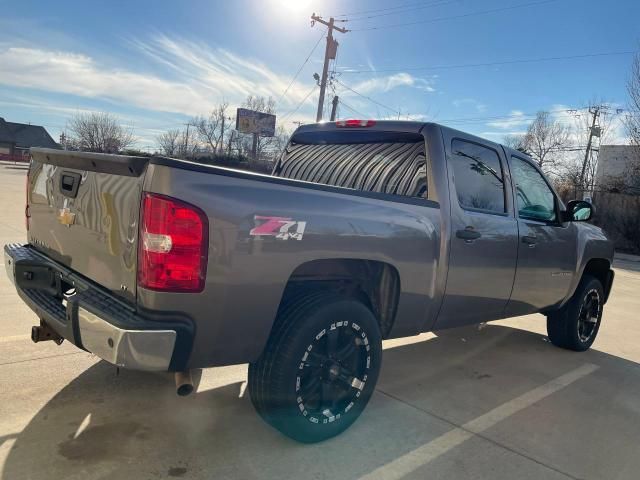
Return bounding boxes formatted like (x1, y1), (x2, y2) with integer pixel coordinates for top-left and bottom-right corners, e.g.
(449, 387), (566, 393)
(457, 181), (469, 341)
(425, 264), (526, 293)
(0, 35), (437, 132)
(403, 113), (430, 121)
(130, 35), (314, 108)
(481, 130), (528, 138)
(453, 98), (487, 113)
(350, 73), (436, 95)
(0, 46), (214, 114)
(0, 98), (96, 117)
(486, 110), (531, 129)
(0, 36), (317, 117)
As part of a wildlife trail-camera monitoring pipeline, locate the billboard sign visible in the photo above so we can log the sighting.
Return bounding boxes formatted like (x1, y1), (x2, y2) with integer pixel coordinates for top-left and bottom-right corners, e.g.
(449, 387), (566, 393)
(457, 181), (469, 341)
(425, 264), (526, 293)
(236, 108), (276, 137)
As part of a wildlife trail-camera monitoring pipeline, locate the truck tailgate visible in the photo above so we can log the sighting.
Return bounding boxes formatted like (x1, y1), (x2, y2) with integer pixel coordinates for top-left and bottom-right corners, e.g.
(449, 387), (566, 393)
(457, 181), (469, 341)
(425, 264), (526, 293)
(27, 148), (149, 302)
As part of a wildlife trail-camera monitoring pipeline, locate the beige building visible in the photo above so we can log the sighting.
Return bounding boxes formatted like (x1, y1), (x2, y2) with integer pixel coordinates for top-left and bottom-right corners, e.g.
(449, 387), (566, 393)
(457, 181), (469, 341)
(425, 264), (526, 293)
(595, 144), (639, 192)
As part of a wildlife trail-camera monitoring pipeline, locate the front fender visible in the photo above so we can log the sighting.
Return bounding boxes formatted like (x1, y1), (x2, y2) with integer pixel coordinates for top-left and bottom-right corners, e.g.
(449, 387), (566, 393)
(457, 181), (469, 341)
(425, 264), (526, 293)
(561, 223), (614, 306)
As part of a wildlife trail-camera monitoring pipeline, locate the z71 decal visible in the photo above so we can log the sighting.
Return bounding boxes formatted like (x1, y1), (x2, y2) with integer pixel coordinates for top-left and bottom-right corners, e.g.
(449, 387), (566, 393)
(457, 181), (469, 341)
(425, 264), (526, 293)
(250, 215), (307, 241)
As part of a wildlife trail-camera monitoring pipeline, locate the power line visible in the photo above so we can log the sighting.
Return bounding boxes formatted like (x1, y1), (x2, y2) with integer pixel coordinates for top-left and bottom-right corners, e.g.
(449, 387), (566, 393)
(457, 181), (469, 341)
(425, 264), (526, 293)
(338, 99), (368, 118)
(339, 50), (636, 74)
(315, 102), (591, 126)
(351, 0), (561, 31)
(280, 85), (318, 122)
(277, 33), (325, 105)
(345, 0), (459, 22)
(335, 79), (400, 115)
(336, 0), (449, 18)
(335, 82), (585, 123)
(440, 108), (587, 125)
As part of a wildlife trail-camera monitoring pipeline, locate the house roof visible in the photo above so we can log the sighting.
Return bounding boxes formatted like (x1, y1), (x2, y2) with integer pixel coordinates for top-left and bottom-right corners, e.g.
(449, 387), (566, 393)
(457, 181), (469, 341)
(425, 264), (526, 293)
(0, 118), (13, 143)
(0, 117), (59, 149)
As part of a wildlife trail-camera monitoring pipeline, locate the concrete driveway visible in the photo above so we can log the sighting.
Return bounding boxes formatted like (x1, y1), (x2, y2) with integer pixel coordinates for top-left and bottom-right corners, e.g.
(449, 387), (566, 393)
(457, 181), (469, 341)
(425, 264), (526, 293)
(1, 163), (639, 479)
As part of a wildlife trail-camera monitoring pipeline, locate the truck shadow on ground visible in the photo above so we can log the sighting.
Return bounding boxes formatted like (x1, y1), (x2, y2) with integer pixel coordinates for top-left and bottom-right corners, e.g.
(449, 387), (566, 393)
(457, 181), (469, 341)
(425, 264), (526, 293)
(4, 323), (640, 480)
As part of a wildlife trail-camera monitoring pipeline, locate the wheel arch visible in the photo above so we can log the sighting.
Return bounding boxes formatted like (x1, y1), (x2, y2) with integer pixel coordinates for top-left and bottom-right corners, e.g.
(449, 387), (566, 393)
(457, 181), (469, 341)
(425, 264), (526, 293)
(582, 258), (615, 304)
(275, 258), (401, 339)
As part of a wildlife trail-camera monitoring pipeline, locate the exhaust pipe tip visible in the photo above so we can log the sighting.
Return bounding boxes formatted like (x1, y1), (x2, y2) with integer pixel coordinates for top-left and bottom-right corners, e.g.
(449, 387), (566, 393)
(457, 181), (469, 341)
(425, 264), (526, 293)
(174, 370), (194, 396)
(176, 383), (194, 397)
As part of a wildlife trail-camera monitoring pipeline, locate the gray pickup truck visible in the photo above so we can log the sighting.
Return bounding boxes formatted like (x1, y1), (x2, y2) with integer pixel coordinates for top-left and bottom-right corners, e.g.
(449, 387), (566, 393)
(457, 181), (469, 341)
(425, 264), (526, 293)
(4, 120), (614, 443)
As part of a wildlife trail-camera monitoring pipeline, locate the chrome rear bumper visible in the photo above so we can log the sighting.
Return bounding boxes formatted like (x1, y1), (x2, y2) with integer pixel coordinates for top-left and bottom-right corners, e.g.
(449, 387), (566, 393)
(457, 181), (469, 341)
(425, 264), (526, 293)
(4, 243), (192, 371)
(78, 307), (176, 371)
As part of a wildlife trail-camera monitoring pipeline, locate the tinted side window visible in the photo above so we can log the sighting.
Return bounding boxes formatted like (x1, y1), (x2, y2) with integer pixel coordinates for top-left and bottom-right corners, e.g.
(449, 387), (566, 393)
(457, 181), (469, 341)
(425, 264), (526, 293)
(276, 141), (427, 198)
(511, 156), (557, 222)
(450, 139), (505, 213)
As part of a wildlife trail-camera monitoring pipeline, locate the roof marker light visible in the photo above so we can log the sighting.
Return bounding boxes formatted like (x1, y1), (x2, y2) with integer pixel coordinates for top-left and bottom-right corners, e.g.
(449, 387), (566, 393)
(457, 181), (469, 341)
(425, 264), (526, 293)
(336, 119), (376, 128)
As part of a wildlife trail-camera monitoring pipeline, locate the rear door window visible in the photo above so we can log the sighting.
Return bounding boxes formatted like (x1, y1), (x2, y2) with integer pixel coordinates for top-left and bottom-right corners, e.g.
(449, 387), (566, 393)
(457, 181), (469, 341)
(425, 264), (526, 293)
(450, 139), (506, 214)
(274, 133), (427, 199)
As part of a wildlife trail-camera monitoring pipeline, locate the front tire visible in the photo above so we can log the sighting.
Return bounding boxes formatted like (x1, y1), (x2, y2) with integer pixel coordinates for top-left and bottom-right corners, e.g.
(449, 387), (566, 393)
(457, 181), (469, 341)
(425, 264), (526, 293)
(249, 293), (382, 443)
(547, 275), (604, 351)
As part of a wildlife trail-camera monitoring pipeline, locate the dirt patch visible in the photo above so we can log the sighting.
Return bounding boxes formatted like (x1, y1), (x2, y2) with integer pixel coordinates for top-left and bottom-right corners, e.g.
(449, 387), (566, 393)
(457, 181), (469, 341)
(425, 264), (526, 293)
(58, 421), (146, 462)
(168, 466), (188, 477)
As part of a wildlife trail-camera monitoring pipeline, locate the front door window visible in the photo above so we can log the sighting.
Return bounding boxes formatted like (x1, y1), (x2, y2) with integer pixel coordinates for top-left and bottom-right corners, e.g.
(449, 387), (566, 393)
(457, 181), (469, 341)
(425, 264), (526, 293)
(511, 156), (556, 222)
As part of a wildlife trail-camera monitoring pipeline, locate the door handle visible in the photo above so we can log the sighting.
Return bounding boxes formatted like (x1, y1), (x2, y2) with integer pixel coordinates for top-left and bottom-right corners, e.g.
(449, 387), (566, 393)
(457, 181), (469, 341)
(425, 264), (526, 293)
(456, 228), (481, 242)
(522, 235), (537, 247)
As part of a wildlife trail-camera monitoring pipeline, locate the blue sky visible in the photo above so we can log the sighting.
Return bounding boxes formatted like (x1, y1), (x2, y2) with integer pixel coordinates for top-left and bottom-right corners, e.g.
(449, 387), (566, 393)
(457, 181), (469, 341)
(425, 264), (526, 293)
(0, 0), (637, 149)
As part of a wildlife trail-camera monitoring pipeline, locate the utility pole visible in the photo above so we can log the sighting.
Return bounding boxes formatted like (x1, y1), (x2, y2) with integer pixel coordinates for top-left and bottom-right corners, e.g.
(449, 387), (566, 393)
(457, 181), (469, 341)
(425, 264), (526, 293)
(218, 116), (233, 154)
(578, 106), (601, 195)
(311, 13), (348, 122)
(252, 133), (259, 161)
(227, 130), (234, 156)
(330, 95), (339, 121)
(184, 122), (191, 154)
(220, 116), (225, 154)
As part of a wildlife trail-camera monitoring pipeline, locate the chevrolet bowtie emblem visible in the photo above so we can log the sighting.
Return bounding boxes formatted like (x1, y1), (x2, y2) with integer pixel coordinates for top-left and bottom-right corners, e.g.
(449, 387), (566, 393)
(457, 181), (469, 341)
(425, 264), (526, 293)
(57, 207), (76, 226)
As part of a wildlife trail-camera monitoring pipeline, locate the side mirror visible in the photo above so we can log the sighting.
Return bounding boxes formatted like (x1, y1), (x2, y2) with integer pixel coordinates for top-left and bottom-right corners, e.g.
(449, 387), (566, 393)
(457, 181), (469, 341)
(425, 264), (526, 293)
(563, 199), (594, 222)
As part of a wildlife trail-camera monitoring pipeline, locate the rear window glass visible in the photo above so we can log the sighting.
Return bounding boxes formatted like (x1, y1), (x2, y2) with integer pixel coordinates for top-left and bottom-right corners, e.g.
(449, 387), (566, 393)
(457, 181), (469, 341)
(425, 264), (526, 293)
(450, 139), (506, 213)
(274, 136), (427, 199)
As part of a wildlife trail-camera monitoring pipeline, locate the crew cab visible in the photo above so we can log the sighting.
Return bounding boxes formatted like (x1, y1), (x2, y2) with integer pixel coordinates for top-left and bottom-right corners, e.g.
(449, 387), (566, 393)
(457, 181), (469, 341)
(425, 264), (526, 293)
(4, 120), (614, 443)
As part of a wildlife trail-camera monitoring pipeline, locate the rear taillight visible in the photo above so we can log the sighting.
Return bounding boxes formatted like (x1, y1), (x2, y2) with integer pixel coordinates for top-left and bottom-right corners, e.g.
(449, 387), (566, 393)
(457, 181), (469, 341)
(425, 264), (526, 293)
(25, 170), (30, 231)
(336, 119), (376, 128)
(138, 193), (208, 292)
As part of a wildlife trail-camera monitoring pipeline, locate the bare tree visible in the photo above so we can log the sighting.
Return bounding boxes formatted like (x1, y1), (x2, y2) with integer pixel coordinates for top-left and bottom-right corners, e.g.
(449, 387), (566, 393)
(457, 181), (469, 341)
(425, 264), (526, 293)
(194, 102), (232, 153)
(272, 125), (293, 160)
(59, 131), (79, 151)
(156, 129), (181, 156)
(520, 111), (570, 171)
(627, 52), (640, 149)
(156, 127), (199, 159)
(176, 128), (200, 159)
(502, 134), (527, 152)
(553, 156), (584, 198)
(67, 112), (135, 153)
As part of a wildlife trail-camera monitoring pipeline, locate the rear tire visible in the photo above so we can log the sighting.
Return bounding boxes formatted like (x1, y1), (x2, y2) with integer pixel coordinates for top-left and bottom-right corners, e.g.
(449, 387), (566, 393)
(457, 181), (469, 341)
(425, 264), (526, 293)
(248, 293), (382, 443)
(546, 275), (604, 351)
